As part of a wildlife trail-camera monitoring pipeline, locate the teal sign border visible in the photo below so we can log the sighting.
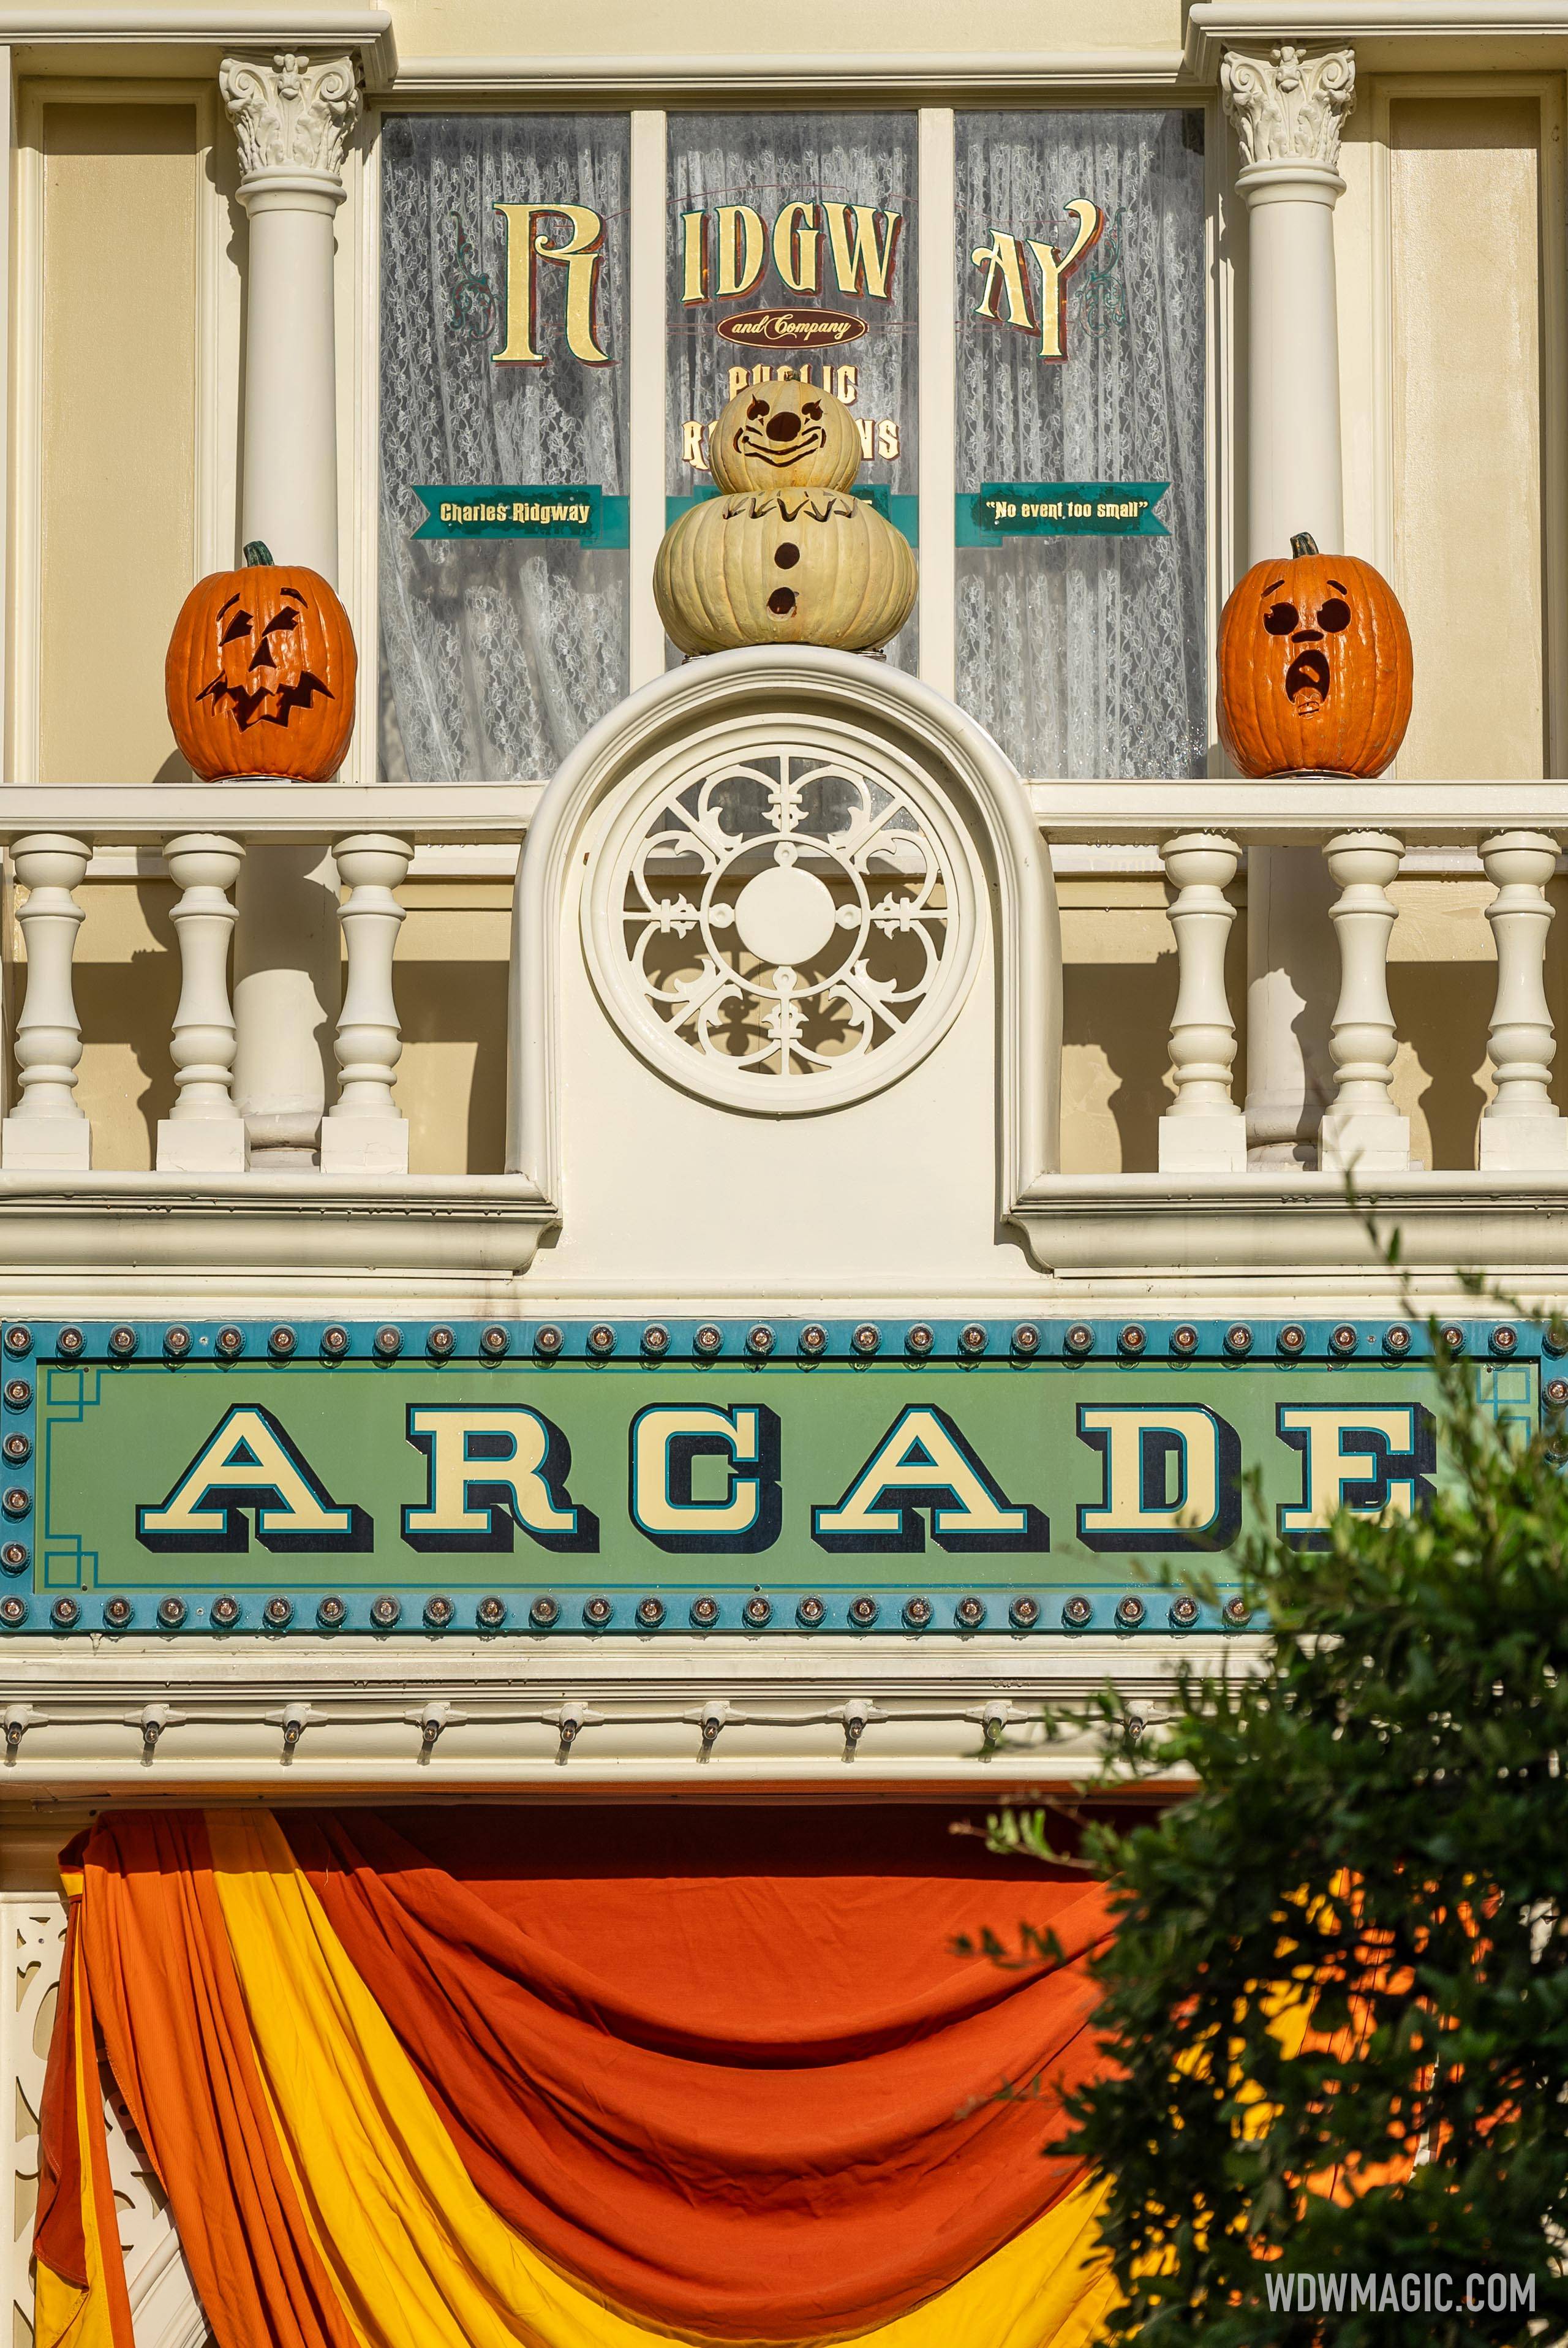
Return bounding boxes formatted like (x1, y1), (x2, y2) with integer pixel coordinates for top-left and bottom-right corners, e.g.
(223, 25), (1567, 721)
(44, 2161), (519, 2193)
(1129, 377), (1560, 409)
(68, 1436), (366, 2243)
(0, 1318), (1540, 1639)
(413, 485), (630, 547)
(956, 481), (1170, 545)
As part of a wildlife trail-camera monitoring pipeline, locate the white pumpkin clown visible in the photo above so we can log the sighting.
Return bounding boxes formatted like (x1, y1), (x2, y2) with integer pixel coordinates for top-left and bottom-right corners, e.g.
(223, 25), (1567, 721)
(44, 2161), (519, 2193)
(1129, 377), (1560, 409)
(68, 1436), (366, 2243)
(654, 379), (918, 656)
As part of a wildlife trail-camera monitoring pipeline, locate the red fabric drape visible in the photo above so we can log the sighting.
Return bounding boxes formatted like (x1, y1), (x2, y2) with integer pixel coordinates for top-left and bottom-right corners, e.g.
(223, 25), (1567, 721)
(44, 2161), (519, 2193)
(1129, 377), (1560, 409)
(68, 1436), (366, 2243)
(74, 1811), (366, 2348)
(284, 1805), (1114, 2340)
(35, 1899), (90, 2292)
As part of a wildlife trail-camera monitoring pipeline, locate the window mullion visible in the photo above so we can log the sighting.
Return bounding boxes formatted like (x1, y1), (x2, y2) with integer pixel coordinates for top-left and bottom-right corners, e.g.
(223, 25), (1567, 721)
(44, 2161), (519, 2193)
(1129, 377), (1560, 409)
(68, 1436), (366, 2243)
(918, 105), (956, 698)
(629, 107), (669, 690)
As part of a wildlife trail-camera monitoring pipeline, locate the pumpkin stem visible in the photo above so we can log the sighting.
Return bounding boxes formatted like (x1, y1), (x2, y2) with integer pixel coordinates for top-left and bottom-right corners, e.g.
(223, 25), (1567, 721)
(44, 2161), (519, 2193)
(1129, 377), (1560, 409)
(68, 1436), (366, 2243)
(242, 540), (274, 567)
(1289, 531), (1320, 559)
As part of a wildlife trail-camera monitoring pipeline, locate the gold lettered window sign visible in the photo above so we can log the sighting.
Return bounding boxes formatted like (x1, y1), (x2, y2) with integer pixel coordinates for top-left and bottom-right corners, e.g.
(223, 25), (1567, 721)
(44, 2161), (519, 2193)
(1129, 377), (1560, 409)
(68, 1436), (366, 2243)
(953, 109), (1207, 780)
(377, 113), (631, 783)
(665, 113), (919, 666)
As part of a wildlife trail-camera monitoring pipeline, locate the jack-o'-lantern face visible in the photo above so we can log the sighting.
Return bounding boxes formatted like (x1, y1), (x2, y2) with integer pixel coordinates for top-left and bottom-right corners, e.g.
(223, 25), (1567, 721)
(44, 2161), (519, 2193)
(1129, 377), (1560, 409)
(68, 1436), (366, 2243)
(1261, 571), (1352, 717)
(201, 581), (334, 733)
(709, 378), (862, 494)
(1217, 532), (1414, 778)
(165, 543), (358, 781)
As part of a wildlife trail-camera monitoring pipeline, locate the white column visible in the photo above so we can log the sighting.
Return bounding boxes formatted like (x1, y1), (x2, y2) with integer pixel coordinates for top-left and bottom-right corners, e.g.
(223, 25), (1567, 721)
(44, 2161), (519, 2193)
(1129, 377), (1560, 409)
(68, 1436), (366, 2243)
(156, 834), (248, 1174)
(1479, 831), (1568, 1169)
(220, 53), (359, 1168)
(1222, 44), (1357, 1167)
(2, 836), (90, 1171)
(320, 834), (412, 1173)
(1158, 833), (1246, 1172)
(1318, 829), (1410, 1174)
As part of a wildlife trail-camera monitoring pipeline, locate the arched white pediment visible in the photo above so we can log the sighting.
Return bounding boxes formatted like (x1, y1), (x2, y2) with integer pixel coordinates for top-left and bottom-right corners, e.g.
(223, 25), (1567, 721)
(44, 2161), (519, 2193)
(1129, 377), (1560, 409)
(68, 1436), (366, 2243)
(507, 647), (1060, 1282)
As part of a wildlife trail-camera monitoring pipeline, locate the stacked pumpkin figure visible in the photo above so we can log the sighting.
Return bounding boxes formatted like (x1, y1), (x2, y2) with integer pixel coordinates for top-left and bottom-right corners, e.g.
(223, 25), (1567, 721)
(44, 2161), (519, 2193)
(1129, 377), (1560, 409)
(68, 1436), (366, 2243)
(655, 379), (917, 657)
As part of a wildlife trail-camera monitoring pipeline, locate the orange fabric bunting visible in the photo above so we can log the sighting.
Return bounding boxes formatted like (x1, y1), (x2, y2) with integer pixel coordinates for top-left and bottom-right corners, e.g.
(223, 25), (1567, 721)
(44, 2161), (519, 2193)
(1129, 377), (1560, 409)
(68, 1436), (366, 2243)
(283, 1805), (1115, 2339)
(37, 1806), (1118, 2348)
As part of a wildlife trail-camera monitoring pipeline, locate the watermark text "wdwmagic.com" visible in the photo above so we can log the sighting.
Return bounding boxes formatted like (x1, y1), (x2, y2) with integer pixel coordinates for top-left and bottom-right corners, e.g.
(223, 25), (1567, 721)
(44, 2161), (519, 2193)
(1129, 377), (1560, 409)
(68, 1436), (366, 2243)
(1265, 2272), (1537, 2316)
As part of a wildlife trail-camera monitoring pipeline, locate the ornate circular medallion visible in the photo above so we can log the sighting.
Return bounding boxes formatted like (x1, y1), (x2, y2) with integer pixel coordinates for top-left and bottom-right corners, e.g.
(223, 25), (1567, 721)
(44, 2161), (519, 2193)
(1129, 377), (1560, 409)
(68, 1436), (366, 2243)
(584, 724), (983, 1114)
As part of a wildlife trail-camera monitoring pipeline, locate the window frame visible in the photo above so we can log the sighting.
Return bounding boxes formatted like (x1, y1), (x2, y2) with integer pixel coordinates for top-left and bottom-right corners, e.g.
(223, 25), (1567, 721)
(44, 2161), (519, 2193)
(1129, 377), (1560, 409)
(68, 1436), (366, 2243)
(355, 85), (1226, 788)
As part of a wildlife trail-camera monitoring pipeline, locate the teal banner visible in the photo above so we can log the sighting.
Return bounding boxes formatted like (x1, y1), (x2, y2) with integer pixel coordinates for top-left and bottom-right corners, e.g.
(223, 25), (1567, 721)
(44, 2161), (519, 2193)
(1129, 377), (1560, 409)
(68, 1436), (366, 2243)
(957, 482), (1170, 545)
(412, 485), (630, 548)
(667, 487), (919, 547)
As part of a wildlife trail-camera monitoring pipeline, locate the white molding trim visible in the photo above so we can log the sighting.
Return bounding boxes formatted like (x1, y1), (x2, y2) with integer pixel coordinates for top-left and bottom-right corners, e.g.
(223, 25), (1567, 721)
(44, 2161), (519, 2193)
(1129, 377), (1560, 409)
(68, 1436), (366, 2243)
(0, 10), (396, 85)
(1186, 2), (1568, 78)
(1013, 1169), (1568, 1285)
(3, 774), (1558, 850)
(505, 646), (1061, 1206)
(0, 1633), (1219, 1791)
(385, 51), (1191, 100)
(0, 1171), (556, 1293)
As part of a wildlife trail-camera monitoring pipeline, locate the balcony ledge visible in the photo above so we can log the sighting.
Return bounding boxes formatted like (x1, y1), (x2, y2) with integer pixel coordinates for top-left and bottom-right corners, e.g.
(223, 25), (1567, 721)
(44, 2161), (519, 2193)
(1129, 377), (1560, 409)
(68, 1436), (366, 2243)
(0, 1171), (556, 1303)
(1016, 1171), (1568, 1291)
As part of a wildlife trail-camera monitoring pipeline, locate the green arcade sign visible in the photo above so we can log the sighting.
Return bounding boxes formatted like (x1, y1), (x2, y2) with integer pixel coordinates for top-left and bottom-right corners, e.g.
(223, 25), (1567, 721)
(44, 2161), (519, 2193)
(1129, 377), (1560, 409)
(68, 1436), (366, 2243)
(0, 1319), (1542, 1637)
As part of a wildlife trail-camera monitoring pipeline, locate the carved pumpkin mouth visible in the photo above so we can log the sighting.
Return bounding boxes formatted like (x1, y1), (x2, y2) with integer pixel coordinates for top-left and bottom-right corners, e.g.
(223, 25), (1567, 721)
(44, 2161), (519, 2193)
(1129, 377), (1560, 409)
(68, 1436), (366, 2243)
(198, 671), (335, 731)
(1285, 648), (1331, 714)
(733, 425), (828, 469)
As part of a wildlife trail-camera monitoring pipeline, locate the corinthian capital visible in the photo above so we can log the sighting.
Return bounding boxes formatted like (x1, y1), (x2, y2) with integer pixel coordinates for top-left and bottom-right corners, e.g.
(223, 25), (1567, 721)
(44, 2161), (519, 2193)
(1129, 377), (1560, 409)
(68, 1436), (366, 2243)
(1221, 44), (1356, 171)
(219, 51), (361, 181)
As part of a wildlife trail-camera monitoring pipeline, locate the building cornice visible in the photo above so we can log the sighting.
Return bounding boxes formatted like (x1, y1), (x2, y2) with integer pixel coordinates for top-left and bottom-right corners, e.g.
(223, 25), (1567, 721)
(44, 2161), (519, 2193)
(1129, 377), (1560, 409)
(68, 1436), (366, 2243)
(382, 49), (1192, 99)
(1186, 0), (1568, 79)
(0, 7), (396, 87)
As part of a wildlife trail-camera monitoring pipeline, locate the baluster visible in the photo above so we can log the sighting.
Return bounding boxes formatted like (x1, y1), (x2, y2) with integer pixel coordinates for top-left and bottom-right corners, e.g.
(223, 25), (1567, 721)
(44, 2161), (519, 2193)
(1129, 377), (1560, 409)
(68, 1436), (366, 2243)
(2, 834), (91, 1171)
(1479, 831), (1568, 1168)
(156, 834), (248, 1174)
(1318, 831), (1411, 1174)
(1157, 833), (1246, 1173)
(320, 834), (412, 1173)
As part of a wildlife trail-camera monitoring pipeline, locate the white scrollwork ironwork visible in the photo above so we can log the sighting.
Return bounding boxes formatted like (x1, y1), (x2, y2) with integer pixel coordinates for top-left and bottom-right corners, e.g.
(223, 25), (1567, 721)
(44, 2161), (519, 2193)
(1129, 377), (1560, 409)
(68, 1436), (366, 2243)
(585, 730), (983, 1113)
(2, 1895), (209, 2348)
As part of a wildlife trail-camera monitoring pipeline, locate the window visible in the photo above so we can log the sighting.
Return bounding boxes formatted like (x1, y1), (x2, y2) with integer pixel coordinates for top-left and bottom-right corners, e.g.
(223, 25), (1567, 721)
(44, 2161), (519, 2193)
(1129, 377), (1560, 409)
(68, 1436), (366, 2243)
(954, 110), (1207, 778)
(377, 113), (630, 780)
(665, 111), (919, 671)
(373, 104), (1209, 780)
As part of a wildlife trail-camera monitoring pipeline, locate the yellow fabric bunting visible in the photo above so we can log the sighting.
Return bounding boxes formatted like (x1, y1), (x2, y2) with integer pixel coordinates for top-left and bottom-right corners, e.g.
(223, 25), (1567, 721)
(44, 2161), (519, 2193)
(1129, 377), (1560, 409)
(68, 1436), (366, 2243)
(206, 1808), (1116, 2348)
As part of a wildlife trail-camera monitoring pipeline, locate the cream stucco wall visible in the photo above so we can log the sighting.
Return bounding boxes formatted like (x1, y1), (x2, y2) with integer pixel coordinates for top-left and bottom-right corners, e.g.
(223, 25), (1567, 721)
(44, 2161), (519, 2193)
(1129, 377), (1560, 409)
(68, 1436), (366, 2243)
(381, 0), (1182, 58)
(1389, 94), (1547, 780)
(36, 97), (200, 785)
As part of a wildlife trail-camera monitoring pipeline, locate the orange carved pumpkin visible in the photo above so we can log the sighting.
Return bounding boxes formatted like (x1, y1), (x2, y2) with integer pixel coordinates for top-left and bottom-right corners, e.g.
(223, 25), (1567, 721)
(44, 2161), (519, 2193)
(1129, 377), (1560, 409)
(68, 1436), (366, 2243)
(1217, 533), (1413, 778)
(165, 542), (356, 781)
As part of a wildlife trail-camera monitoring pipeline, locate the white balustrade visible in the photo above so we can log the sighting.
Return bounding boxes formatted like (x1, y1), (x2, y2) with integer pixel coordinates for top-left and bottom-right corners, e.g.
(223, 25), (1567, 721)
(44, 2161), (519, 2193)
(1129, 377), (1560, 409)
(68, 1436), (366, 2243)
(320, 834), (413, 1174)
(1158, 834), (1246, 1172)
(2, 835), (91, 1172)
(1478, 831), (1568, 1170)
(1318, 829), (1410, 1175)
(156, 834), (247, 1174)
(8, 790), (1568, 1196)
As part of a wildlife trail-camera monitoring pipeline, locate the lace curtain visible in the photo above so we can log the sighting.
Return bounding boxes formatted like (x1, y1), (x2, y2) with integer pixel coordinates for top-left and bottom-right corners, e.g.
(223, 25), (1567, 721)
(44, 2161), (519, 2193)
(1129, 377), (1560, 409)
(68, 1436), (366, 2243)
(666, 111), (919, 673)
(377, 115), (630, 780)
(954, 110), (1207, 779)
